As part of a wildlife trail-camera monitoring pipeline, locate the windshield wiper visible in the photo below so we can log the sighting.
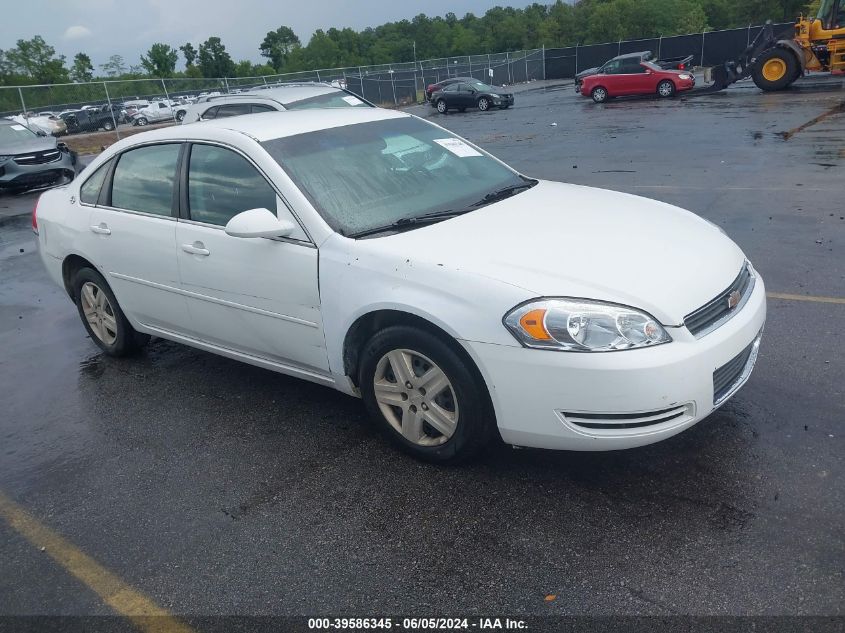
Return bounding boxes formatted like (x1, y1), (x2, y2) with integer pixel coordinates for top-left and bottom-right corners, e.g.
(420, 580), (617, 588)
(346, 209), (470, 239)
(469, 178), (538, 208)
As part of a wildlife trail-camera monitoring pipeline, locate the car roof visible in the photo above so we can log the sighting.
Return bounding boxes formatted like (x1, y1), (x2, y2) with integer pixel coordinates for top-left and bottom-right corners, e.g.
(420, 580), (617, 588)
(208, 84), (344, 105)
(148, 108), (410, 143)
(613, 51), (652, 60)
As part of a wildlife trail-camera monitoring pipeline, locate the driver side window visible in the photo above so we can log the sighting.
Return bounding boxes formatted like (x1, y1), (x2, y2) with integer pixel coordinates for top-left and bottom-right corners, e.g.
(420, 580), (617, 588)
(602, 60), (621, 75)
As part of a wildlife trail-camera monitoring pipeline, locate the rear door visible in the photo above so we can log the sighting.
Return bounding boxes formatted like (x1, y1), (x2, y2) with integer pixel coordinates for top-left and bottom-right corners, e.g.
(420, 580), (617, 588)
(174, 142), (329, 374)
(87, 143), (191, 332)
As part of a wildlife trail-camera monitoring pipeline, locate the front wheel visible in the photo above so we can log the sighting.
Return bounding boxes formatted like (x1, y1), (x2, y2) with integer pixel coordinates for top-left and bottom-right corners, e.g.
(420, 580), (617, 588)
(359, 325), (494, 463)
(102, 120), (115, 131)
(436, 99), (448, 114)
(134, 117), (148, 126)
(657, 80), (675, 98)
(752, 48), (799, 91)
(176, 110), (186, 122)
(72, 268), (149, 356)
(477, 97), (490, 111)
(591, 86), (608, 103)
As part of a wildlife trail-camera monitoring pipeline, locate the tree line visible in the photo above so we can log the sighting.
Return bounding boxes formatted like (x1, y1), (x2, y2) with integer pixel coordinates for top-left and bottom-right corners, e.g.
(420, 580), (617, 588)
(1, 0), (814, 87)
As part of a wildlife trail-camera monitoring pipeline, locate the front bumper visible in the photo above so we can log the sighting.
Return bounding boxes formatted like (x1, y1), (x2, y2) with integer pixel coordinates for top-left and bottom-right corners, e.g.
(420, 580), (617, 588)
(0, 151), (75, 190)
(461, 274), (766, 451)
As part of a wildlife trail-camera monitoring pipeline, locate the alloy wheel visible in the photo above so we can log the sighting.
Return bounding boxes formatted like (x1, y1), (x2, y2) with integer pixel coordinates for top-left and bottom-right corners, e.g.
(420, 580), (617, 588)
(373, 349), (459, 447)
(478, 98), (489, 111)
(80, 282), (118, 345)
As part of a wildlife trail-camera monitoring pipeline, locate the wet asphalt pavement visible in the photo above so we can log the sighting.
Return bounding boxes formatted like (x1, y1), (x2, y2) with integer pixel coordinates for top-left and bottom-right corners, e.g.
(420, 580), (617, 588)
(0, 77), (843, 623)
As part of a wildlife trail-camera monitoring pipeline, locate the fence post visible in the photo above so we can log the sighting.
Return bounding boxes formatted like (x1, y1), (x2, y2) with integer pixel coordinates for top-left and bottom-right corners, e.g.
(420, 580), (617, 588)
(102, 81), (121, 140)
(747, 24), (752, 45)
(390, 70), (397, 105)
(524, 50), (529, 81)
(160, 78), (177, 124)
(658, 35), (662, 59)
(618, 40), (622, 56)
(700, 30), (706, 67)
(316, 70), (321, 83)
(575, 44), (579, 74)
(17, 87), (27, 120)
(223, 77), (230, 93)
(262, 76), (268, 85)
(469, 55), (473, 79)
(542, 45), (546, 80)
(506, 52), (513, 84)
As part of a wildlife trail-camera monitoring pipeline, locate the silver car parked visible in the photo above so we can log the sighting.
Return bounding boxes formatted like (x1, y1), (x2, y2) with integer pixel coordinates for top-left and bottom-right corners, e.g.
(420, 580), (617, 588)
(0, 119), (75, 193)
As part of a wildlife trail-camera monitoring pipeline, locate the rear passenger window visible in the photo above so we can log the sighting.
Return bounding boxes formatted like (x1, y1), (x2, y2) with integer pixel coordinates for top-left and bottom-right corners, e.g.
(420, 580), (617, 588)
(111, 144), (180, 216)
(215, 103), (252, 118)
(80, 159), (112, 205)
(251, 104), (275, 113)
(187, 144), (277, 226)
(201, 106), (219, 120)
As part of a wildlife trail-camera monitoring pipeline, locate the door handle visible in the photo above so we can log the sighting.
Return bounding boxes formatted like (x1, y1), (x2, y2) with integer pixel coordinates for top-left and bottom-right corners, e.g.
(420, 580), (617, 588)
(90, 223), (111, 235)
(182, 242), (210, 256)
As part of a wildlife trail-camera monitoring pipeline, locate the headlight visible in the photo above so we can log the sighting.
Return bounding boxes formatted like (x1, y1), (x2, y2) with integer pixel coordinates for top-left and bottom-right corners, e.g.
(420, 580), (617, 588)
(503, 299), (671, 352)
(678, 74), (692, 80)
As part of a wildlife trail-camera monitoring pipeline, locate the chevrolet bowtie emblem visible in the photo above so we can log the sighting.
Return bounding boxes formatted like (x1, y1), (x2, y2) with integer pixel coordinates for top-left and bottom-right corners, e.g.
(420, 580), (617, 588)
(727, 290), (741, 309)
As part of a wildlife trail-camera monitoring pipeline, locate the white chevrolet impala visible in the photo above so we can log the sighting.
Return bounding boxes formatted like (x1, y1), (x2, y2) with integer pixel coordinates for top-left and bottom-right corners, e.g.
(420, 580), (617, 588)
(33, 109), (765, 462)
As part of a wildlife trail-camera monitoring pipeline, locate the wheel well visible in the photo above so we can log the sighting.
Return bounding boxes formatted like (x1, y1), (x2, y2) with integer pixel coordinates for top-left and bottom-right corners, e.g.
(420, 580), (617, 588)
(62, 254), (95, 300)
(343, 310), (481, 389)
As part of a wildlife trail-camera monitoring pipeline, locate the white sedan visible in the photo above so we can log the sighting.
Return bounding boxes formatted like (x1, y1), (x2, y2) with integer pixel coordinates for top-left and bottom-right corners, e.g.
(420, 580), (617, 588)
(33, 109), (765, 462)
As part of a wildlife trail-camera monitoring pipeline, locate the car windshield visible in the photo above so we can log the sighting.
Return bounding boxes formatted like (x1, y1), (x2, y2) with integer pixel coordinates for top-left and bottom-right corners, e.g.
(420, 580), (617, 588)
(0, 122), (38, 143)
(261, 116), (527, 237)
(281, 91), (369, 110)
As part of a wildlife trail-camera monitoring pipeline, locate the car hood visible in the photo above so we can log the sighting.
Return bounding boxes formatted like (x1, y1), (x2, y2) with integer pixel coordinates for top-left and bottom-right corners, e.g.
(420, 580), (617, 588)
(356, 180), (745, 325)
(576, 67), (599, 79)
(0, 135), (57, 155)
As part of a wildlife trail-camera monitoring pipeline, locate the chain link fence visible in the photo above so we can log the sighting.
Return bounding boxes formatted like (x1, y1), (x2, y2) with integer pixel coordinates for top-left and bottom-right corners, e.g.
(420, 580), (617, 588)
(0, 23), (798, 151)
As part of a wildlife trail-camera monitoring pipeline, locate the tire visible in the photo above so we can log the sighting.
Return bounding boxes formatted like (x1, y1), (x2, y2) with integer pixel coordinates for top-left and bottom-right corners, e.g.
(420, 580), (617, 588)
(72, 267), (149, 356)
(102, 120), (114, 131)
(359, 325), (494, 463)
(657, 80), (675, 98)
(176, 110), (186, 122)
(436, 99), (448, 114)
(477, 97), (490, 111)
(591, 86), (608, 103)
(134, 117), (148, 127)
(752, 48), (799, 91)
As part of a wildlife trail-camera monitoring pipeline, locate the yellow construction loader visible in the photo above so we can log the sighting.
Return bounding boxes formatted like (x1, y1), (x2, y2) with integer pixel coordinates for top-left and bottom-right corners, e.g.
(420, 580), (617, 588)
(708, 0), (845, 92)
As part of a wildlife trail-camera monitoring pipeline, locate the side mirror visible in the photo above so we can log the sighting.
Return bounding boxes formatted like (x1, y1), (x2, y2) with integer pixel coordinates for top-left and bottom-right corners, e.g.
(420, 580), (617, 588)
(225, 208), (295, 239)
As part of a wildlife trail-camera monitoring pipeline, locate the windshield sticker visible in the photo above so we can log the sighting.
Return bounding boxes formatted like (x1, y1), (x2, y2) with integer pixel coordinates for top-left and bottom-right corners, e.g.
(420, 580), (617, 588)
(433, 138), (482, 157)
(342, 95), (364, 105)
(10, 124), (26, 131)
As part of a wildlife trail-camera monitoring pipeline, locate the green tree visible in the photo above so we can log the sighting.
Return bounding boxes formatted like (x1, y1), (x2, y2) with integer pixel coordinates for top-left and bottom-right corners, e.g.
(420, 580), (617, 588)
(141, 43), (178, 77)
(100, 54), (127, 77)
(4, 36), (68, 83)
(180, 42), (197, 66)
(260, 26), (301, 70)
(198, 37), (235, 77)
(70, 52), (94, 82)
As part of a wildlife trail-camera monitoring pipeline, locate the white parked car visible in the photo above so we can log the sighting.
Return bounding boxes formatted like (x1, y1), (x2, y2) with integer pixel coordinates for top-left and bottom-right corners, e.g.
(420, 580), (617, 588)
(176, 84), (371, 122)
(10, 113), (67, 137)
(33, 109), (765, 462)
(129, 101), (175, 126)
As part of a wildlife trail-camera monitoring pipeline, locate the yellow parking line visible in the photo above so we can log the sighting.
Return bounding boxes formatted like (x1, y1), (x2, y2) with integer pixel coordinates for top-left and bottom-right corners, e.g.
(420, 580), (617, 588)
(767, 292), (845, 305)
(0, 491), (195, 633)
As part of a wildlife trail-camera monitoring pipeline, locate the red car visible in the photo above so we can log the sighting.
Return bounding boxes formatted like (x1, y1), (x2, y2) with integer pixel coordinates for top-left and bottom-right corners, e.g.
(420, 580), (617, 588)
(580, 60), (695, 103)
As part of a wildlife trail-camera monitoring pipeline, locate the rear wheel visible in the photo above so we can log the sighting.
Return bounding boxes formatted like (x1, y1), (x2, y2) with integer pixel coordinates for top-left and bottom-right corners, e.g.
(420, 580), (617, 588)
(436, 99), (448, 114)
(359, 325), (494, 463)
(591, 86), (608, 103)
(72, 268), (149, 356)
(477, 97), (490, 111)
(657, 80), (675, 98)
(176, 110), (186, 122)
(134, 117), (148, 126)
(752, 48), (799, 91)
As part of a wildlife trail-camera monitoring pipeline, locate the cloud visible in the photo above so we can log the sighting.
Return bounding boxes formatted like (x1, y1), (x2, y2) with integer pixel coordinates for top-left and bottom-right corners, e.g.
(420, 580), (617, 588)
(63, 25), (92, 40)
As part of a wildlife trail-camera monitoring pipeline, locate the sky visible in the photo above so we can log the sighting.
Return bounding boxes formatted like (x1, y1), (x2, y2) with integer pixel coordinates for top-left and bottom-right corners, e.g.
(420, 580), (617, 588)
(0, 0), (538, 70)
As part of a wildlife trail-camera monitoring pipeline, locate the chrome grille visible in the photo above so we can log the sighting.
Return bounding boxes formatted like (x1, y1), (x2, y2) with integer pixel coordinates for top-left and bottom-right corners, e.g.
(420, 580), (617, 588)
(684, 264), (753, 337)
(14, 150), (62, 166)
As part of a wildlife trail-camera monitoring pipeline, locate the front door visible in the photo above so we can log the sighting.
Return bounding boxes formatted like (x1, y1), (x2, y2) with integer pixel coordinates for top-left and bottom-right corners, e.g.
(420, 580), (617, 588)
(175, 142), (329, 375)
